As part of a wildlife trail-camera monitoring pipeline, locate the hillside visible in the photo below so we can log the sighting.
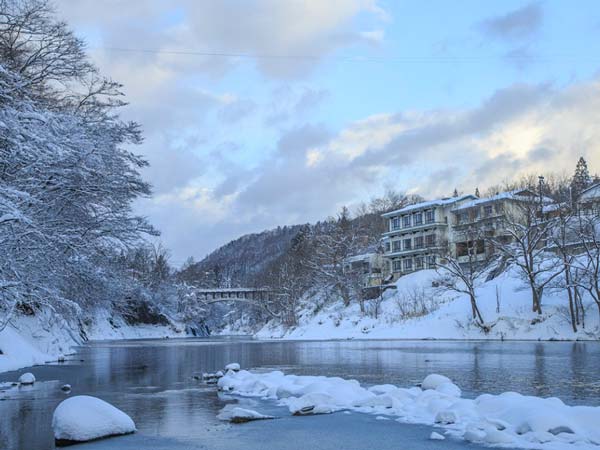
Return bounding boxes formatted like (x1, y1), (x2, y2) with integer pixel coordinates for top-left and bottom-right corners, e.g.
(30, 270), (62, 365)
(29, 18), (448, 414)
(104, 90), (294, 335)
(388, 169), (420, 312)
(246, 265), (600, 341)
(182, 225), (307, 287)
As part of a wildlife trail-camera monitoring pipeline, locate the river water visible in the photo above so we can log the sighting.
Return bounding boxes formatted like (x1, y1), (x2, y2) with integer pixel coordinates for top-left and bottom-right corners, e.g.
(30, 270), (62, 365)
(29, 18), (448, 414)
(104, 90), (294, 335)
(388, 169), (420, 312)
(1, 337), (599, 450)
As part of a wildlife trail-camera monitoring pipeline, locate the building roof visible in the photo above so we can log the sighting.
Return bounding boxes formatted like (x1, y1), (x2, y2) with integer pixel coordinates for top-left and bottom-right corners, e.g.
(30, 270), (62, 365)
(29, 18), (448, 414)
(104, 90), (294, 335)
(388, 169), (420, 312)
(452, 189), (554, 212)
(382, 194), (476, 217)
(579, 182), (600, 201)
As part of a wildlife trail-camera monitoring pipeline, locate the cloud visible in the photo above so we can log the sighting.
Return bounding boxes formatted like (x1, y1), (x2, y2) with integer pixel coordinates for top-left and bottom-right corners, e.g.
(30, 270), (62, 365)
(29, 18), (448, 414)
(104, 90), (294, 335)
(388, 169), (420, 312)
(479, 2), (543, 40)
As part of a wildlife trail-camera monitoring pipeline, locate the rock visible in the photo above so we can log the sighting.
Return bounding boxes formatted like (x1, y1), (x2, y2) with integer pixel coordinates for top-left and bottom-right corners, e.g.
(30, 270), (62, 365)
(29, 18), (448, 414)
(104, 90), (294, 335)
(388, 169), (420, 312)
(435, 410), (457, 424)
(58, 356), (66, 363)
(19, 372), (35, 385)
(422, 374), (452, 390)
(61, 384), (71, 392)
(52, 395), (136, 446)
(217, 406), (274, 424)
(430, 431), (445, 440)
(225, 363), (240, 372)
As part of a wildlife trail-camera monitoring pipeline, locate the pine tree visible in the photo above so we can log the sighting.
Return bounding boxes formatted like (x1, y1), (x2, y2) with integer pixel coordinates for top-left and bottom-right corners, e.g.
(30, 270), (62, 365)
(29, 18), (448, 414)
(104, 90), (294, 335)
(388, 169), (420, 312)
(453, 188), (459, 197)
(571, 157), (592, 200)
(475, 187), (480, 197)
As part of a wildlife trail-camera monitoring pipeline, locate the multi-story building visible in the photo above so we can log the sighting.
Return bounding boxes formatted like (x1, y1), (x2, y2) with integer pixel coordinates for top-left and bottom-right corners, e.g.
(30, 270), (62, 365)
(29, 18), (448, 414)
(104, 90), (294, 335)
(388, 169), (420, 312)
(381, 195), (476, 279)
(450, 189), (540, 264)
(342, 253), (388, 287)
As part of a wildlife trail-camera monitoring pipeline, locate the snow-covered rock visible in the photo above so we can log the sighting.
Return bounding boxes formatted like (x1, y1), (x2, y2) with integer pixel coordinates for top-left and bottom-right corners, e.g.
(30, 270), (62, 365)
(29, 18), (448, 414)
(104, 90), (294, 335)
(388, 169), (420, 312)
(52, 395), (136, 446)
(61, 384), (71, 392)
(217, 406), (274, 423)
(421, 374), (451, 390)
(18, 372), (35, 385)
(225, 362), (240, 372)
(430, 431), (445, 440)
(218, 369), (600, 450)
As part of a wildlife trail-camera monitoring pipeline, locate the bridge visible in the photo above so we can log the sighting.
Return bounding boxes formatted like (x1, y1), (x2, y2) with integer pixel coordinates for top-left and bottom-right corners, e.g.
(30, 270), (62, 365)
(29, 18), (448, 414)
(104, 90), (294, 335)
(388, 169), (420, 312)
(192, 287), (273, 303)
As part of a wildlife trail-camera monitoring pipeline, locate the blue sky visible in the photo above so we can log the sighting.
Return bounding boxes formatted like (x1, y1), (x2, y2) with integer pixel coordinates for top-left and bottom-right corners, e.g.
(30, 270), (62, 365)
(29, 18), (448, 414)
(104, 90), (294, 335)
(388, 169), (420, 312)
(57, 0), (600, 263)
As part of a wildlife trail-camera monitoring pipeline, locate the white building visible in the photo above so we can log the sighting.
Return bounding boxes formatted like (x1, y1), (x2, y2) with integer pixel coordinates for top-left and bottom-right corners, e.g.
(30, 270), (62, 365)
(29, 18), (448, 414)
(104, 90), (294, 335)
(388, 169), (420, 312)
(381, 195), (476, 279)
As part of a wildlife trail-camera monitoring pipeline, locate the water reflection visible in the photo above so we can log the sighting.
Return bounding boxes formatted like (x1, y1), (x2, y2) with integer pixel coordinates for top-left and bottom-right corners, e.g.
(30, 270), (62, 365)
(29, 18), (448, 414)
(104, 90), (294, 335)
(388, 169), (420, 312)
(0, 338), (599, 450)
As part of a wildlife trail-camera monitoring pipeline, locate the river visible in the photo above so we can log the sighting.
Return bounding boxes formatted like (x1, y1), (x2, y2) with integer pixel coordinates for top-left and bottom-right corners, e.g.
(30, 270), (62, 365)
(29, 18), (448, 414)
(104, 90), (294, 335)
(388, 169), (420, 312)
(1, 337), (599, 450)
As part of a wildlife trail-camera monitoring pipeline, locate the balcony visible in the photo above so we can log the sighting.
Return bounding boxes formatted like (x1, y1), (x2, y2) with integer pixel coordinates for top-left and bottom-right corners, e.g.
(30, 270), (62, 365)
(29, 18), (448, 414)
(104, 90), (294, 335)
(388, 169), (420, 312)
(382, 220), (447, 236)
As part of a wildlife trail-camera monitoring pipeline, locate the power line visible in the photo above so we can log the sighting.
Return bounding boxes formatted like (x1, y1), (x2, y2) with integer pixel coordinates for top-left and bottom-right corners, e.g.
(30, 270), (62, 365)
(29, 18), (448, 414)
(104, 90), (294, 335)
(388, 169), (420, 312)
(96, 46), (592, 64)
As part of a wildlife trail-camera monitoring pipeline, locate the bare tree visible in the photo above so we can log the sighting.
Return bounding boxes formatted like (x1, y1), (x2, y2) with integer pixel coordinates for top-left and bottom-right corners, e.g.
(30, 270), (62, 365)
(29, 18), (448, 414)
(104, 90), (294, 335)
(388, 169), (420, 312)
(436, 229), (488, 327)
(491, 198), (563, 315)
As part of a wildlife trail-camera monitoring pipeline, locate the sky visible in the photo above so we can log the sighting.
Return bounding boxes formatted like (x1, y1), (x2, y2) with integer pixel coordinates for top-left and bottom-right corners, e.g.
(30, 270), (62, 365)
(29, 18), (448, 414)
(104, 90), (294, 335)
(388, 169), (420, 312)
(55, 0), (600, 264)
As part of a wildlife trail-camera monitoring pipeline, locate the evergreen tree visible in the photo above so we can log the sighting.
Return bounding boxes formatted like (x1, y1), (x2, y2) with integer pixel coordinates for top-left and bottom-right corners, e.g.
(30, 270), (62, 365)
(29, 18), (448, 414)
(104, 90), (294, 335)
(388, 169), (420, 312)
(475, 187), (480, 197)
(453, 188), (459, 197)
(571, 157), (592, 200)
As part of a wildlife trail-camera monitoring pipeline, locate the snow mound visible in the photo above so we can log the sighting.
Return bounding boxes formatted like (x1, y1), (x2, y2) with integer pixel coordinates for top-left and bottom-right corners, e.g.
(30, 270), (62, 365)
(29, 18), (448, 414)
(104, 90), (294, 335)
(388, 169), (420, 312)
(217, 405), (274, 423)
(52, 395), (136, 446)
(421, 374), (451, 390)
(218, 369), (600, 449)
(430, 431), (445, 440)
(225, 362), (240, 372)
(18, 372), (35, 385)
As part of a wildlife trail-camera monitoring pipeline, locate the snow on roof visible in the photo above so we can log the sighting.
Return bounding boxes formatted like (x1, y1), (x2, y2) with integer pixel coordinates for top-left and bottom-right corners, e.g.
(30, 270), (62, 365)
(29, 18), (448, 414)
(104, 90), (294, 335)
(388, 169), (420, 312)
(452, 189), (554, 211)
(382, 194), (476, 217)
(344, 253), (377, 263)
(580, 182), (600, 201)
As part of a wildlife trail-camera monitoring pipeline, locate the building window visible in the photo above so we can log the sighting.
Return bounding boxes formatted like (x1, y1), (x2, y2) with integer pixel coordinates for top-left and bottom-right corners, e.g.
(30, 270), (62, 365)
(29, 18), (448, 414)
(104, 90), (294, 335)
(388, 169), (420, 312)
(392, 260), (402, 272)
(402, 215), (411, 227)
(484, 205), (493, 217)
(385, 241), (391, 252)
(391, 217), (401, 230)
(403, 238), (412, 250)
(392, 240), (401, 252)
(413, 212), (423, 225)
(425, 234), (436, 247)
(425, 210), (435, 224)
(415, 236), (424, 249)
(457, 212), (468, 224)
(427, 255), (436, 268)
(414, 256), (424, 270)
(403, 258), (413, 271)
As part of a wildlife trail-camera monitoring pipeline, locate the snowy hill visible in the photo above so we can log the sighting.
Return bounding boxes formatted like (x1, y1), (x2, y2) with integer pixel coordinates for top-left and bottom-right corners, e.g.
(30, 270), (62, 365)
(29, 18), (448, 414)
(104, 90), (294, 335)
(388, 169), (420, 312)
(253, 266), (600, 341)
(184, 225), (306, 287)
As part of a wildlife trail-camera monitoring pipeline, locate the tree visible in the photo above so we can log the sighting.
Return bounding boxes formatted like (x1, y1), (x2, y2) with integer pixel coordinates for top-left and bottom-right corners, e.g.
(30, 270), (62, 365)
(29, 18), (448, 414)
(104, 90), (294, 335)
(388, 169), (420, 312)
(437, 228), (487, 327)
(571, 157), (592, 203)
(0, 0), (156, 331)
(573, 213), (600, 326)
(491, 198), (563, 315)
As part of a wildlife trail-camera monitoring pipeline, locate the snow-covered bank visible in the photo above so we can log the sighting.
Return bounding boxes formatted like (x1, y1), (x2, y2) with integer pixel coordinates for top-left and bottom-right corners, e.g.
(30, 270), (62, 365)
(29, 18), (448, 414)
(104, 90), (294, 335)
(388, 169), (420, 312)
(255, 268), (600, 341)
(218, 369), (600, 449)
(0, 311), (186, 374)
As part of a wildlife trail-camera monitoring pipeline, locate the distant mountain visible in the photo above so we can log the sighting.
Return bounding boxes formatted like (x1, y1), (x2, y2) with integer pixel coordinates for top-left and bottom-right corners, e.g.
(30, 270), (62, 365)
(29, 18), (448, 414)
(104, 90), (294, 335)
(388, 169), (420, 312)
(181, 225), (306, 287)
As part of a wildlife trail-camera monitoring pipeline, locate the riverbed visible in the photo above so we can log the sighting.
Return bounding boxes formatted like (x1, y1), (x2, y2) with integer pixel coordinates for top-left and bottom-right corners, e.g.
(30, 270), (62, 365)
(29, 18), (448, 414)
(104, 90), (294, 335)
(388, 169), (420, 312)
(1, 338), (599, 450)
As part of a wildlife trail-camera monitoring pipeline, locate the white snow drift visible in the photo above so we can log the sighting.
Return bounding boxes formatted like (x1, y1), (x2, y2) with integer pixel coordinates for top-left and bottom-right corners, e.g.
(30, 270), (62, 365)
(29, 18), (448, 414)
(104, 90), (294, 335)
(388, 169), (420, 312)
(52, 395), (136, 445)
(218, 369), (600, 449)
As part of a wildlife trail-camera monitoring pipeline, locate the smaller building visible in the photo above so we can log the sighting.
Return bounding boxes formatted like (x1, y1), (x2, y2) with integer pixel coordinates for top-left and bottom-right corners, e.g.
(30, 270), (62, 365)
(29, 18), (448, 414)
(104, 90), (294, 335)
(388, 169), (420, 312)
(343, 253), (388, 287)
(578, 183), (600, 215)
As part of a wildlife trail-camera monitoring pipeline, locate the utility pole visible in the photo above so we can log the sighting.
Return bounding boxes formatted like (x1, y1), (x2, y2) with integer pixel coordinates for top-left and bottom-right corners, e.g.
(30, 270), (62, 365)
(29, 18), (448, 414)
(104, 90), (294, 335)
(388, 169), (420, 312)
(538, 175), (545, 219)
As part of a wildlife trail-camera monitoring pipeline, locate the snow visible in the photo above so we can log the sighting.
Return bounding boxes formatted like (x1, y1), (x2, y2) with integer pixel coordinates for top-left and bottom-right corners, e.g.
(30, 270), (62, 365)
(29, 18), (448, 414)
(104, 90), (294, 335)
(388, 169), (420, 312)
(52, 395), (136, 445)
(254, 266), (600, 341)
(18, 372), (35, 385)
(217, 405), (274, 423)
(382, 194), (476, 217)
(218, 369), (600, 449)
(0, 310), (184, 374)
(225, 362), (241, 371)
(430, 431), (445, 440)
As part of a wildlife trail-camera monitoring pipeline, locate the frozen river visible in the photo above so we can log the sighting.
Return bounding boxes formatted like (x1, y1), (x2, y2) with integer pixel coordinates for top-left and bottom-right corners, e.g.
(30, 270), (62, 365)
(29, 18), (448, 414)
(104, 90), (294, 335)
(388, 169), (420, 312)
(1, 337), (600, 450)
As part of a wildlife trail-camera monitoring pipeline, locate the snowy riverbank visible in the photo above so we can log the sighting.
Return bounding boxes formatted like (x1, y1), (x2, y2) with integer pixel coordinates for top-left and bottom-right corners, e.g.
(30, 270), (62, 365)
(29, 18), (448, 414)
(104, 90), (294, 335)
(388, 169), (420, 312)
(0, 311), (185, 374)
(253, 268), (600, 341)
